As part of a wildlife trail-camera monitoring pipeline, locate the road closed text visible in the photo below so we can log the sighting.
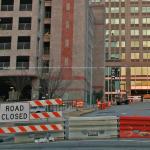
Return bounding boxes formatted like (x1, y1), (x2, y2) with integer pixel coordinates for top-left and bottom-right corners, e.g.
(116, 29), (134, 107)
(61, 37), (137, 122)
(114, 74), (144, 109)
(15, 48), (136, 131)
(0, 102), (29, 122)
(1, 113), (28, 120)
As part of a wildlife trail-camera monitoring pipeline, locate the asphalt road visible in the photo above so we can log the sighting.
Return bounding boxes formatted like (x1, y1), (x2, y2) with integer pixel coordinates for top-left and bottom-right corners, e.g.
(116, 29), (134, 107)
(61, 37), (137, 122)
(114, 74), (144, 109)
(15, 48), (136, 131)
(84, 102), (150, 117)
(1, 139), (150, 150)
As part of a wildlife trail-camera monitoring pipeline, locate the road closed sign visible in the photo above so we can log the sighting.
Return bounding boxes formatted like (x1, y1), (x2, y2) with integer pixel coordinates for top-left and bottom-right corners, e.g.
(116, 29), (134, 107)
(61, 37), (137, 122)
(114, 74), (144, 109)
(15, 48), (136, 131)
(0, 102), (30, 122)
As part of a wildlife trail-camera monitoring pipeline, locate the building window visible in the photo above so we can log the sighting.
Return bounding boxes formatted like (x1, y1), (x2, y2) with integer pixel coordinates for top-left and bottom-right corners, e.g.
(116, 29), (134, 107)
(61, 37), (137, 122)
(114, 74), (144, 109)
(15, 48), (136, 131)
(121, 53), (125, 59)
(131, 18), (139, 24)
(66, 3), (70, 11)
(44, 24), (51, 34)
(142, 7), (150, 13)
(19, 0), (32, 11)
(131, 41), (139, 47)
(66, 20), (70, 29)
(19, 17), (31, 30)
(110, 53), (120, 60)
(111, 41), (119, 48)
(111, 19), (119, 24)
(65, 39), (69, 48)
(143, 18), (150, 24)
(143, 53), (150, 59)
(43, 42), (50, 55)
(0, 17), (13, 30)
(106, 18), (109, 24)
(130, 7), (139, 13)
(121, 41), (125, 47)
(131, 53), (139, 59)
(131, 30), (139, 36)
(0, 37), (11, 50)
(143, 41), (150, 47)
(16, 56), (29, 70)
(111, 7), (119, 13)
(1, 0), (14, 11)
(45, 6), (51, 18)
(143, 30), (150, 36)
(0, 56), (10, 70)
(17, 36), (30, 49)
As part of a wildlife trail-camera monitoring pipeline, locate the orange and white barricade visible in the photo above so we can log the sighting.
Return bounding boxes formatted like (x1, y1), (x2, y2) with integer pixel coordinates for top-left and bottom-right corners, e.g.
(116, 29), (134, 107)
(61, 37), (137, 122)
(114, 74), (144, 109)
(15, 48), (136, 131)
(29, 98), (63, 107)
(0, 99), (65, 141)
(0, 124), (63, 134)
(30, 111), (62, 120)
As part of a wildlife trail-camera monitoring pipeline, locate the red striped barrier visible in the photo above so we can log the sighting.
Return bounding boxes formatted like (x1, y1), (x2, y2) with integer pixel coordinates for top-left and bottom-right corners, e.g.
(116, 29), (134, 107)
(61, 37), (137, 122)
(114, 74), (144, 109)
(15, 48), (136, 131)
(0, 124), (63, 134)
(30, 111), (62, 120)
(29, 98), (63, 107)
(119, 116), (150, 138)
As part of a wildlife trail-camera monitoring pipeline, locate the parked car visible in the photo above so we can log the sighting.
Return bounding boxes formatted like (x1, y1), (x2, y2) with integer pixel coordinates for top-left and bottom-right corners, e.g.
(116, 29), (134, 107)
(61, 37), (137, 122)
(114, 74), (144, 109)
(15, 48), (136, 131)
(116, 98), (129, 105)
(115, 94), (129, 105)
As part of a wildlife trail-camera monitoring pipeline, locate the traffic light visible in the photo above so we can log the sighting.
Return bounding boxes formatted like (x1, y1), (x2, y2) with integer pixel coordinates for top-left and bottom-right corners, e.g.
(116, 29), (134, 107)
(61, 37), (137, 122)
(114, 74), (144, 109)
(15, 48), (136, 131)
(111, 68), (120, 79)
(111, 68), (116, 79)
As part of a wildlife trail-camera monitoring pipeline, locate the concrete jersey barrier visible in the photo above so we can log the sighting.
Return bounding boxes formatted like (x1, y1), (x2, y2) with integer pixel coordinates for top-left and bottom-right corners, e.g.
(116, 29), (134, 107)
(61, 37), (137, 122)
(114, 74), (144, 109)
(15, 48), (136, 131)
(67, 116), (118, 140)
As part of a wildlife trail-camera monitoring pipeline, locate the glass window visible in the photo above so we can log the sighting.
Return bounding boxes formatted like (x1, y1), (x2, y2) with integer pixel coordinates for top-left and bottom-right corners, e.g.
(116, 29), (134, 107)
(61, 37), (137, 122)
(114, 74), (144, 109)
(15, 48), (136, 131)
(105, 7), (109, 13)
(121, 67), (126, 75)
(130, 7), (139, 13)
(142, 7), (150, 13)
(111, 7), (119, 13)
(111, 41), (119, 47)
(143, 30), (150, 36)
(143, 18), (150, 24)
(121, 53), (125, 59)
(131, 18), (139, 24)
(131, 67), (142, 75)
(121, 41), (125, 47)
(131, 30), (139, 36)
(143, 53), (150, 59)
(131, 53), (139, 59)
(131, 41), (139, 47)
(106, 18), (109, 24)
(143, 41), (150, 47)
(111, 19), (119, 24)
(121, 19), (125, 24)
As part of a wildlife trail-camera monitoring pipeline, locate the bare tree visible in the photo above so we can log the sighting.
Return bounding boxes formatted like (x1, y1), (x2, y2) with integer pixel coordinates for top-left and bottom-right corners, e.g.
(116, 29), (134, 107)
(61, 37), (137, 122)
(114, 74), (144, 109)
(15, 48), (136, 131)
(6, 76), (31, 101)
(40, 68), (71, 99)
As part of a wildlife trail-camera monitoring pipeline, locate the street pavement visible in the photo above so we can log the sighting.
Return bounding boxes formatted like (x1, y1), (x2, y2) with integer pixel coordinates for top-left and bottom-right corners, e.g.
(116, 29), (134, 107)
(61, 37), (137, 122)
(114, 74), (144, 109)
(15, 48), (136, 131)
(63, 107), (95, 117)
(1, 102), (150, 149)
(1, 139), (150, 150)
(83, 102), (150, 117)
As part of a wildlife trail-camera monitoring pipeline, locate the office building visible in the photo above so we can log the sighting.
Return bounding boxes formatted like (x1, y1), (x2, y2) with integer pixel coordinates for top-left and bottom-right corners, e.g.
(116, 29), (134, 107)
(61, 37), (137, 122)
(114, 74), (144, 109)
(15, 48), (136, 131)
(105, 0), (150, 100)
(0, 0), (95, 102)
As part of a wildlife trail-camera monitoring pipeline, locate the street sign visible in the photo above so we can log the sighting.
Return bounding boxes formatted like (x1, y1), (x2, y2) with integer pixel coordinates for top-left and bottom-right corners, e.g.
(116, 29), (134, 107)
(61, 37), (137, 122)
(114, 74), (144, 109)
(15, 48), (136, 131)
(0, 102), (30, 122)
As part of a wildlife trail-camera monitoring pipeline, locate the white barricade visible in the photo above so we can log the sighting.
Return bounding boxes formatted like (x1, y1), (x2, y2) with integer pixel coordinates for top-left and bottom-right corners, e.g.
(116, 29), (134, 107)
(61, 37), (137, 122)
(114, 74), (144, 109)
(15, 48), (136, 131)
(67, 116), (118, 140)
(0, 99), (65, 143)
